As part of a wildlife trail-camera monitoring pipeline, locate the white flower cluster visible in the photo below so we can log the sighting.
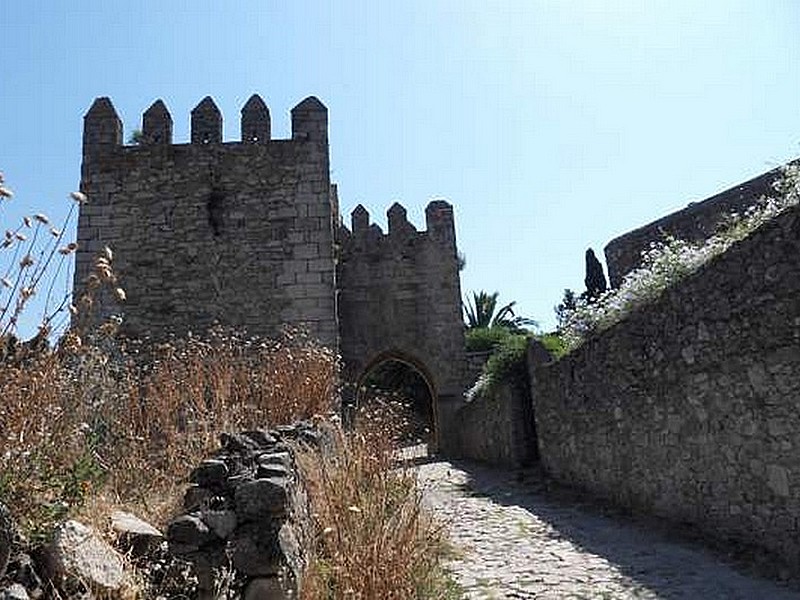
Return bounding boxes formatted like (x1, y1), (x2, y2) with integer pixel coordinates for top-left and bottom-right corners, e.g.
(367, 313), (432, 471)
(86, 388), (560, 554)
(560, 164), (800, 354)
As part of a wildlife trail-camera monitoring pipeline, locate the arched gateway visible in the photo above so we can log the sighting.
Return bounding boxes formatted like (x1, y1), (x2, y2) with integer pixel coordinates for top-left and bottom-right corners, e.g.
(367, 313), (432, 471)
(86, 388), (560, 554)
(74, 94), (468, 450)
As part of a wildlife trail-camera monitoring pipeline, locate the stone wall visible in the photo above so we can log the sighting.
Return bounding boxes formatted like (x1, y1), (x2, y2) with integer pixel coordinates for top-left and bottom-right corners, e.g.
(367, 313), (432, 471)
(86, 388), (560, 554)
(337, 201), (467, 428)
(76, 96), (337, 347)
(604, 166), (783, 287)
(447, 381), (536, 467)
(167, 421), (335, 599)
(531, 203), (800, 566)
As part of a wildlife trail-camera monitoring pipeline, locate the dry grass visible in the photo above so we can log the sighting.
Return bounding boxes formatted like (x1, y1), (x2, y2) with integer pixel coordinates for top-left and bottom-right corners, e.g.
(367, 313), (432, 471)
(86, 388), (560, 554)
(0, 326), (339, 538)
(297, 412), (460, 600)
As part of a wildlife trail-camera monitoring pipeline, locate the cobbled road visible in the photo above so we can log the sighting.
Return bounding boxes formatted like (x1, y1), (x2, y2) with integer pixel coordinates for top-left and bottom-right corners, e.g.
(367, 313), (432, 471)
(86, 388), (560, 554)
(418, 458), (800, 600)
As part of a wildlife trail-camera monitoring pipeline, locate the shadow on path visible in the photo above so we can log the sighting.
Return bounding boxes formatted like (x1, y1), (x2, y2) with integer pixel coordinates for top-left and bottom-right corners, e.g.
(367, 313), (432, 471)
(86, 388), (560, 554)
(420, 456), (800, 599)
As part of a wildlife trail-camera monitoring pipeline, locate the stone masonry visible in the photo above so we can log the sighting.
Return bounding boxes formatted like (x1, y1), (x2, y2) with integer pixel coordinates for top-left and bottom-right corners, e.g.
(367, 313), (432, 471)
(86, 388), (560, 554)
(530, 201), (800, 569)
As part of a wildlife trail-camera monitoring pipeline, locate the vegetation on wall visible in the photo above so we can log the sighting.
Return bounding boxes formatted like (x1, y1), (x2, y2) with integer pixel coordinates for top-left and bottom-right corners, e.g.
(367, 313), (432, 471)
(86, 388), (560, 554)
(463, 290), (557, 397)
(556, 164), (800, 354)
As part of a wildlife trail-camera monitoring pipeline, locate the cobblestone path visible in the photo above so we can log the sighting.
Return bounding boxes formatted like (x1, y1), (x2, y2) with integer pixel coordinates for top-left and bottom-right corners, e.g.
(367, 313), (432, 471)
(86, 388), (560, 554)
(418, 459), (800, 600)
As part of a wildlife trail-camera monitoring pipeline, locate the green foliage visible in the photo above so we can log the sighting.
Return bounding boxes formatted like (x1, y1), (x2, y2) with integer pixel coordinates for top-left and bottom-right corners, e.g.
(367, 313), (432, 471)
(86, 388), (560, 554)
(584, 248), (607, 300)
(128, 129), (145, 145)
(482, 332), (530, 390)
(554, 288), (577, 330)
(463, 290), (537, 332)
(464, 326), (514, 352)
(538, 332), (568, 359)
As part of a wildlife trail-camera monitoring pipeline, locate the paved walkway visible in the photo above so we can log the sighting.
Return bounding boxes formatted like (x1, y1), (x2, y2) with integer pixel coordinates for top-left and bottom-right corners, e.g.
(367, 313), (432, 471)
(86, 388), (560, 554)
(418, 459), (800, 600)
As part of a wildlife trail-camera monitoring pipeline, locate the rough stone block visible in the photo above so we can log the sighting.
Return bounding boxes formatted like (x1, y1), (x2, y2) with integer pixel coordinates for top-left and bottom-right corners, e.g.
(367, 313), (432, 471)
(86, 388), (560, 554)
(235, 478), (289, 521)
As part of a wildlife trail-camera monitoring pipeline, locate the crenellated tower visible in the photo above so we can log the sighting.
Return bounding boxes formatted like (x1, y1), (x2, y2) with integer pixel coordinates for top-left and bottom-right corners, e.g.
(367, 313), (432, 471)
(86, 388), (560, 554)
(76, 94), (337, 346)
(337, 199), (466, 430)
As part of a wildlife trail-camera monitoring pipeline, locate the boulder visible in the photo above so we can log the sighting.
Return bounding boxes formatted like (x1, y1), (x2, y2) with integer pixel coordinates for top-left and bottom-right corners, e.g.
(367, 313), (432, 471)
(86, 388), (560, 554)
(167, 515), (215, 555)
(110, 510), (163, 556)
(48, 520), (124, 592)
(235, 478), (288, 521)
(200, 509), (237, 540)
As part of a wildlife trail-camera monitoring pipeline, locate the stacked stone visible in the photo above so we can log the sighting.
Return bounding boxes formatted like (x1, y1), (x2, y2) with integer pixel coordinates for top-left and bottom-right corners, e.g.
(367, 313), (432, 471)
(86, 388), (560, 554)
(167, 422), (331, 600)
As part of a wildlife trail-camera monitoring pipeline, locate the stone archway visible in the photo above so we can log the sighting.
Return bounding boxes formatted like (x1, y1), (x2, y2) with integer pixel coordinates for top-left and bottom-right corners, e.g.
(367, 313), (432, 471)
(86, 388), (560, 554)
(354, 351), (439, 450)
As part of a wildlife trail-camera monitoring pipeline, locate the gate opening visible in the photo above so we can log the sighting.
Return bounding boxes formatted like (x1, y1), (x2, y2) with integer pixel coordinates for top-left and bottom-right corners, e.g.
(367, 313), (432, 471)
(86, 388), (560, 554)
(356, 358), (436, 448)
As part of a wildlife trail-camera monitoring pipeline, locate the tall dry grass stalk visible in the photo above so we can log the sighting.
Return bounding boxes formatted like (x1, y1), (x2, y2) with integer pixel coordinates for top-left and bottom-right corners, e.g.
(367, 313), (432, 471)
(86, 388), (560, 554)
(297, 417), (459, 600)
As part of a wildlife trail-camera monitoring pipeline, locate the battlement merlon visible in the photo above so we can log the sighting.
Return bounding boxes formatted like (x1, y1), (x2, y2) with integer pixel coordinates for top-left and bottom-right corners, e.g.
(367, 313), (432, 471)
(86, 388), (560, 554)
(291, 96), (328, 143)
(143, 99), (173, 145)
(425, 200), (456, 247)
(82, 97), (123, 160)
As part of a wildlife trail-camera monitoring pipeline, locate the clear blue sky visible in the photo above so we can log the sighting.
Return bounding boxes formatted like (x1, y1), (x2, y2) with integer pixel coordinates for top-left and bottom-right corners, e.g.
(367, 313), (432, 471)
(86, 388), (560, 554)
(2, 1), (800, 334)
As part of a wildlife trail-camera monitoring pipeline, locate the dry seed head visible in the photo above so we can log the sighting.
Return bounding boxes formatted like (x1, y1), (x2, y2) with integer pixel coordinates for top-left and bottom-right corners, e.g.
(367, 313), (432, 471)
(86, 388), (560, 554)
(103, 246), (113, 261)
(23, 216), (31, 227)
(1, 278), (11, 288)
(114, 287), (126, 302)
(20, 254), (34, 268)
(34, 213), (49, 225)
(15, 233), (27, 242)
(0, 186), (12, 199)
(49, 227), (61, 237)
(70, 191), (87, 203)
(68, 304), (78, 316)
(20, 287), (34, 300)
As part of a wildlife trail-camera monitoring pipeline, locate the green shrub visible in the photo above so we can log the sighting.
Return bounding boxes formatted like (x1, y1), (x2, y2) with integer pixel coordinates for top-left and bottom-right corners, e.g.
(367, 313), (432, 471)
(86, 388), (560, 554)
(538, 332), (567, 359)
(482, 333), (530, 390)
(464, 326), (513, 352)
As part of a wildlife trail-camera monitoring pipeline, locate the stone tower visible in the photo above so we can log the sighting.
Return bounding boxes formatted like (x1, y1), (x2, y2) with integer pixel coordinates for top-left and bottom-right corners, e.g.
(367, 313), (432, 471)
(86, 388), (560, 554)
(76, 95), (337, 346)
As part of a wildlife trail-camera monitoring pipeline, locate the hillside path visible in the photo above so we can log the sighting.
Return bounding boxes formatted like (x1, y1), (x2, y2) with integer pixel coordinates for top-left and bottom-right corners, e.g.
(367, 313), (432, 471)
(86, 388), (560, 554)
(417, 458), (800, 600)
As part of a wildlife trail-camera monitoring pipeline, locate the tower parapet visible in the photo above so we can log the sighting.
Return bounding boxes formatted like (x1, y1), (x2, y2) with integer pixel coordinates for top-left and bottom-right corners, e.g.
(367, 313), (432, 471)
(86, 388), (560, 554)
(80, 95), (329, 155)
(342, 200), (455, 252)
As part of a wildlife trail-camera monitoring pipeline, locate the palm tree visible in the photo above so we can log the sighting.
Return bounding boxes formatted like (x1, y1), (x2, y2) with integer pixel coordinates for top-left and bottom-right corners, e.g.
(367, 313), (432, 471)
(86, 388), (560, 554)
(463, 291), (536, 332)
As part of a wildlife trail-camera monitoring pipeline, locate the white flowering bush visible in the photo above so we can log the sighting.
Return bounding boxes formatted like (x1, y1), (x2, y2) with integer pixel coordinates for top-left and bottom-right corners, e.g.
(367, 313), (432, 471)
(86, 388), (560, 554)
(559, 164), (800, 354)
